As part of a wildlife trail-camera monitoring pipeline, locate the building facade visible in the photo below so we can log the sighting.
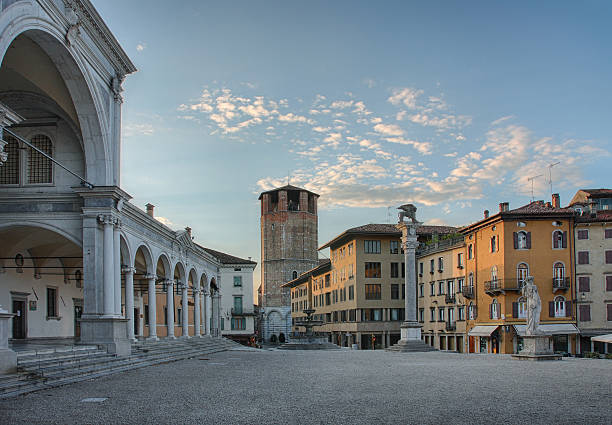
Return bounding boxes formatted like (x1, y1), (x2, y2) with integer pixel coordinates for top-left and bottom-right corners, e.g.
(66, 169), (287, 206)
(462, 197), (579, 355)
(288, 223), (457, 349)
(258, 184), (319, 342)
(417, 237), (467, 352)
(569, 189), (612, 354)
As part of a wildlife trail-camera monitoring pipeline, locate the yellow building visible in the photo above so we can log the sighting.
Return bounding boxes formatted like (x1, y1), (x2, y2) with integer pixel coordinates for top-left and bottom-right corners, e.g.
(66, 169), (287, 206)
(417, 237), (467, 352)
(462, 196), (578, 355)
(285, 224), (456, 349)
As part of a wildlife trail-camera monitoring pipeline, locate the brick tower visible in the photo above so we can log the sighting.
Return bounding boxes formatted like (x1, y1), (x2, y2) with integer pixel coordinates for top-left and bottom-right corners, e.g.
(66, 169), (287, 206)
(258, 185), (319, 341)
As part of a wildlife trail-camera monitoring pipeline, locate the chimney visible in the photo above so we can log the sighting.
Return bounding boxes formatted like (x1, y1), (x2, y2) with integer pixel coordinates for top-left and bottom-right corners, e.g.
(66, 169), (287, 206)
(145, 203), (155, 218)
(552, 193), (560, 208)
(499, 202), (509, 213)
(185, 227), (192, 237)
(484, 209), (489, 219)
(545, 202), (552, 208)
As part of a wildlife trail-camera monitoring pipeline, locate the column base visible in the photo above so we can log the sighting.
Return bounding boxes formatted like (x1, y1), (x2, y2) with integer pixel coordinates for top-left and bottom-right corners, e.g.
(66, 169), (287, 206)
(512, 335), (561, 361)
(386, 321), (437, 352)
(0, 348), (17, 374)
(147, 335), (159, 342)
(180, 335), (191, 339)
(79, 317), (131, 356)
(400, 321), (422, 341)
(166, 335), (176, 340)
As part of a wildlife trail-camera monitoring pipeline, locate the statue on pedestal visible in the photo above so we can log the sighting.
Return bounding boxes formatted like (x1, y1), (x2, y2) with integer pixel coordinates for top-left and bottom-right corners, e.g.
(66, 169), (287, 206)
(522, 276), (541, 336)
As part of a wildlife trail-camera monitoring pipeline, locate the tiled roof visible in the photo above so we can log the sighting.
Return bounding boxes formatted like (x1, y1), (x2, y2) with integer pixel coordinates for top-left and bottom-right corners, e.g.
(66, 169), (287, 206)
(320, 223), (458, 249)
(199, 246), (257, 265)
(504, 201), (575, 215)
(576, 210), (612, 223)
(258, 184), (319, 199)
(580, 189), (612, 197)
(282, 259), (331, 288)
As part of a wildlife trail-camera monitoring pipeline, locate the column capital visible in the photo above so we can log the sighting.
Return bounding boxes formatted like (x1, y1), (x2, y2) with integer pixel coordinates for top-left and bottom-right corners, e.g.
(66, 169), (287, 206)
(203, 290), (210, 297)
(165, 279), (174, 287)
(143, 273), (157, 280)
(193, 288), (201, 295)
(113, 217), (122, 229)
(121, 266), (136, 274)
(97, 214), (114, 225)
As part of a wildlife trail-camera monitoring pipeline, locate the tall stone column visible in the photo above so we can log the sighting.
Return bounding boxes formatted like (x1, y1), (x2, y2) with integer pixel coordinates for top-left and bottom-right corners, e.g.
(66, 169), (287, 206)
(194, 288), (201, 337)
(146, 274), (158, 340)
(389, 204), (435, 352)
(99, 215), (115, 317)
(166, 280), (175, 339)
(211, 293), (219, 337)
(181, 283), (189, 338)
(113, 219), (122, 316)
(124, 267), (135, 341)
(203, 291), (210, 335)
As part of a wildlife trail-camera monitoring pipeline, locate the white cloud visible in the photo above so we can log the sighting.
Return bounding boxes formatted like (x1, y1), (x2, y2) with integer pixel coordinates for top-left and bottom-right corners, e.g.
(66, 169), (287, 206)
(277, 113), (315, 125)
(388, 88), (423, 109)
(373, 123), (403, 136)
(136, 43), (146, 51)
(330, 100), (354, 109)
(313, 126), (331, 133)
(123, 123), (155, 137)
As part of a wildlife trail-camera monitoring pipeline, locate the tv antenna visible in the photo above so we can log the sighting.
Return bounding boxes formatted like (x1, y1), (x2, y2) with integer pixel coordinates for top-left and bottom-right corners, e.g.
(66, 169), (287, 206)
(548, 162), (560, 196)
(386, 206), (393, 223)
(527, 174), (543, 202)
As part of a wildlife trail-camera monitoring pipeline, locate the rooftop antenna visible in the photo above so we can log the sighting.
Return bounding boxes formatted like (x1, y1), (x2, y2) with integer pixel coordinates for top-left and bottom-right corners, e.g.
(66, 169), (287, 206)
(548, 161), (560, 197)
(527, 174), (543, 202)
(386, 206), (393, 223)
(287, 171), (290, 186)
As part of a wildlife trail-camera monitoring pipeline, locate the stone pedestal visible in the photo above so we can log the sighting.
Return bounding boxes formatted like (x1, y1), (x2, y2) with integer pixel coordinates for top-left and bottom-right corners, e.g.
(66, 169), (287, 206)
(388, 321), (436, 352)
(512, 335), (561, 361)
(79, 317), (131, 356)
(0, 311), (17, 374)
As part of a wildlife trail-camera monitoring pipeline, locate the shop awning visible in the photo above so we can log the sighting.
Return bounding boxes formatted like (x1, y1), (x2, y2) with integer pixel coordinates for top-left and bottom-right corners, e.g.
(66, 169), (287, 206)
(468, 325), (499, 337)
(591, 334), (612, 344)
(513, 324), (579, 337)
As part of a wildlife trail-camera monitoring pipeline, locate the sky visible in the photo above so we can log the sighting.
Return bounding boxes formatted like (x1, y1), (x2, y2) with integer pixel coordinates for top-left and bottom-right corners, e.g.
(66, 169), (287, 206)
(95, 0), (612, 291)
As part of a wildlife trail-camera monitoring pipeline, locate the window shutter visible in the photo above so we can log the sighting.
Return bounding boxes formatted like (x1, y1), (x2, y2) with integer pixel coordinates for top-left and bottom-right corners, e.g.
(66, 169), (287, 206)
(562, 231), (567, 248)
(512, 302), (518, 318)
(513, 232), (518, 249)
(565, 301), (572, 317)
(608, 304), (612, 321)
(607, 276), (612, 292)
(549, 301), (555, 317)
(580, 305), (591, 322)
(526, 232), (532, 249)
(606, 251), (612, 264)
(579, 277), (590, 292)
(489, 304), (493, 319)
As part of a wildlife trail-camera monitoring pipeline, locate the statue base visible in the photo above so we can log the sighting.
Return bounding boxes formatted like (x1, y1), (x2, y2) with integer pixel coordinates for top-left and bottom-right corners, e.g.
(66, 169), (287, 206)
(387, 321), (436, 352)
(512, 334), (561, 361)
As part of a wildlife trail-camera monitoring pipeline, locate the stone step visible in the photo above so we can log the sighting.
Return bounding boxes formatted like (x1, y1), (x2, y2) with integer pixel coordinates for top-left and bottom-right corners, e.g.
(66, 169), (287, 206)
(18, 350), (109, 368)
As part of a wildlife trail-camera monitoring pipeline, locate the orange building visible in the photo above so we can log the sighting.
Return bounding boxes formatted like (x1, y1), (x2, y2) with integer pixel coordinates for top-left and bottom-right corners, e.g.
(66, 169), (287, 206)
(462, 195), (578, 355)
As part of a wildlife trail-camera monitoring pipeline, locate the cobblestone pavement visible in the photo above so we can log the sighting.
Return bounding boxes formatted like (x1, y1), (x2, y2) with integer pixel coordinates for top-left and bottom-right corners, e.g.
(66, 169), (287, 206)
(1, 349), (610, 424)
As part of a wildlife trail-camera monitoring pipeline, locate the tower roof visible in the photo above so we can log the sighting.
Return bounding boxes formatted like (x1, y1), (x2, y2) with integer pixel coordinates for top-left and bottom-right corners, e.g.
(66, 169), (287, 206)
(258, 184), (319, 200)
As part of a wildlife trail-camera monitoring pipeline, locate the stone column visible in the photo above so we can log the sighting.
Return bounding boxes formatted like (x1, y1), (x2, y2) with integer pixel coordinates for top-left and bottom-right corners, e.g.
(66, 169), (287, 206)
(211, 293), (219, 337)
(203, 291), (210, 335)
(194, 288), (201, 337)
(146, 274), (158, 340)
(181, 283), (189, 338)
(0, 307), (16, 373)
(113, 219), (122, 316)
(166, 280), (175, 339)
(99, 215), (115, 317)
(123, 267), (135, 341)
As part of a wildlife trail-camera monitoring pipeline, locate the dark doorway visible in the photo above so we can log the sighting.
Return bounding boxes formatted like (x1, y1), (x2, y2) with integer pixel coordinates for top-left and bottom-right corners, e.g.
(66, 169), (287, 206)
(12, 300), (26, 339)
(134, 308), (140, 336)
(74, 305), (83, 339)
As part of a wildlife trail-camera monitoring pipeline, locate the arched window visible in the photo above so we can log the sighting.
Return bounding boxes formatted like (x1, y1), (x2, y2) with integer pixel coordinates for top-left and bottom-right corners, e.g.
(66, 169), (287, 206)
(553, 262), (565, 285)
(28, 134), (53, 184)
(517, 231), (528, 249)
(554, 296), (566, 317)
(0, 134), (19, 184)
(491, 265), (498, 282)
(292, 270), (298, 280)
(490, 299), (500, 319)
(490, 236), (497, 252)
(468, 272), (474, 288)
(517, 263), (529, 287)
(468, 244), (473, 259)
(517, 296), (527, 318)
(468, 302), (475, 320)
(552, 230), (564, 249)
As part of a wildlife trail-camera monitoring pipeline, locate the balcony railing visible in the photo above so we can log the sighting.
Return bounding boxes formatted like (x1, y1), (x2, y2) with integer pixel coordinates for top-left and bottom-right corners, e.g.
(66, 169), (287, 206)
(461, 285), (474, 299)
(552, 277), (570, 292)
(231, 307), (255, 316)
(484, 279), (503, 295)
(445, 321), (456, 331)
(445, 293), (456, 304)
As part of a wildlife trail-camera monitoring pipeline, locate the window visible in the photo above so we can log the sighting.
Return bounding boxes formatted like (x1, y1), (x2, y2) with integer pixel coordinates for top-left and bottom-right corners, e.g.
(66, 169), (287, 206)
(348, 264), (354, 278)
(233, 276), (242, 287)
(468, 244), (473, 259)
(233, 296), (243, 314)
(553, 296), (566, 317)
(418, 283), (424, 297)
(457, 253), (464, 268)
(552, 230), (566, 249)
(402, 284), (405, 299)
(468, 303), (476, 320)
(292, 270), (298, 280)
(419, 262), (423, 275)
(579, 305), (591, 322)
(606, 251), (612, 264)
(608, 304), (612, 321)
(144, 305), (149, 325)
(365, 284), (381, 300)
(438, 281), (445, 295)
(577, 229), (589, 240)
(177, 308), (182, 325)
(457, 278), (464, 293)
(419, 308), (424, 323)
(28, 134), (53, 184)
(438, 257), (444, 272)
(605, 229), (612, 239)
(490, 236), (497, 252)
(430, 259), (434, 273)
(446, 280), (454, 295)
(391, 284), (399, 299)
(46, 287), (58, 318)
(430, 282), (435, 296)
(231, 318), (246, 330)
(468, 273), (474, 288)
(220, 317), (224, 330)
(348, 285), (354, 300)
(578, 276), (590, 292)
(430, 308), (436, 322)
(0, 134), (19, 184)
(364, 262), (381, 278)
(516, 297), (527, 319)
(325, 292), (331, 306)
(458, 306), (465, 321)
(514, 231), (530, 249)
(490, 300), (500, 320)
(438, 308), (445, 322)
(578, 251), (589, 265)
(491, 265), (498, 282)
(364, 240), (381, 254)
(348, 242), (353, 255)
(390, 240), (399, 254)
(517, 263), (529, 286)
(607, 276), (612, 292)
(402, 263), (405, 278)
(390, 262), (399, 278)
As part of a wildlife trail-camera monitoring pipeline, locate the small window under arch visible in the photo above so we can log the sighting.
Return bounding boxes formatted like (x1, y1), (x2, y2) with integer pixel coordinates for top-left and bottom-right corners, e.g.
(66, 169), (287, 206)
(28, 134), (53, 184)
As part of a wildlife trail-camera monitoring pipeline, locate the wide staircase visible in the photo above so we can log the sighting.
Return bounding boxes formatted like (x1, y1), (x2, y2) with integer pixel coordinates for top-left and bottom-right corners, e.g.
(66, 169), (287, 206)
(0, 336), (242, 398)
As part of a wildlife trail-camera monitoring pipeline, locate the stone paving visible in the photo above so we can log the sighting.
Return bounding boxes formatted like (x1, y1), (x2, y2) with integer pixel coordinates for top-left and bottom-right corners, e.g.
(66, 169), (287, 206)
(0, 348), (610, 424)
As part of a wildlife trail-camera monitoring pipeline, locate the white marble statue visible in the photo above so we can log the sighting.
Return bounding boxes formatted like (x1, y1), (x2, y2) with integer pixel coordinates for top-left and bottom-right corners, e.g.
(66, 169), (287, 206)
(522, 276), (541, 335)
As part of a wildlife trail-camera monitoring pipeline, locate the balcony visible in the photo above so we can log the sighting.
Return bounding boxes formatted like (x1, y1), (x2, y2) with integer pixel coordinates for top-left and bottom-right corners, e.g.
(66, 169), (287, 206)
(461, 285), (474, 299)
(445, 321), (456, 331)
(552, 277), (570, 292)
(445, 293), (456, 304)
(484, 279), (504, 295)
(231, 307), (256, 316)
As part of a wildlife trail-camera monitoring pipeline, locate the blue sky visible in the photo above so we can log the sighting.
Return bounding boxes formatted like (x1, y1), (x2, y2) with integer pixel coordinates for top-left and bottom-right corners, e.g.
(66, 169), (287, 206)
(96, 0), (611, 289)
